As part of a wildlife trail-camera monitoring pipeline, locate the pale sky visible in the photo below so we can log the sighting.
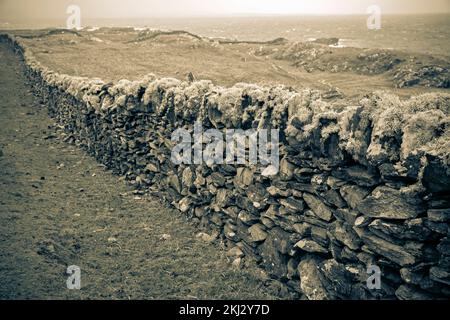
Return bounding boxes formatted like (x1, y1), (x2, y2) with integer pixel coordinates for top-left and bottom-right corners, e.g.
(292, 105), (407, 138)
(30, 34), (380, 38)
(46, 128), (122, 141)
(1, 0), (449, 20)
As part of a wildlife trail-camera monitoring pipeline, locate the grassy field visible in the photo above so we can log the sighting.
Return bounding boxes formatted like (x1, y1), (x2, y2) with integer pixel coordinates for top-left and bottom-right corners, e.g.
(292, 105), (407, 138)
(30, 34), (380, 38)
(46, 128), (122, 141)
(7, 28), (449, 101)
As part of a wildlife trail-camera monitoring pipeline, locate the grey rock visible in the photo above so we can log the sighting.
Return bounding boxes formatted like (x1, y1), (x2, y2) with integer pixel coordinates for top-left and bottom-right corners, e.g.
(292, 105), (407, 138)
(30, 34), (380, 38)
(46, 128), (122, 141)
(271, 227), (301, 255)
(181, 166), (194, 187)
(293, 223), (311, 237)
(261, 217), (276, 229)
(356, 251), (377, 267)
(303, 193), (334, 221)
(404, 242), (439, 263)
(368, 219), (405, 244)
(399, 268), (425, 285)
(438, 255), (450, 269)
(323, 189), (347, 208)
(357, 186), (425, 219)
(311, 174), (329, 193)
(429, 199), (450, 209)
(246, 185), (268, 209)
(339, 185), (370, 209)
(287, 258), (300, 279)
(332, 165), (380, 187)
(227, 246), (244, 258)
(429, 266), (450, 286)
(194, 206), (207, 218)
(311, 226), (329, 247)
(326, 176), (347, 189)
(437, 238), (450, 256)
(298, 214), (330, 229)
(395, 284), (435, 300)
(293, 167), (316, 183)
(280, 157), (295, 180)
(427, 208), (450, 223)
(208, 172), (226, 187)
(234, 167), (254, 188)
(361, 231), (417, 266)
(262, 205), (280, 223)
(332, 221), (361, 250)
(340, 246), (359, 263)
(144, 162), (160, 173)
(267, 185), (292, 197)
(222, 206), (239, 219)
(295, 239), (329, 254)
(279, 197), (305, 213)
(333, 208), (359, 225)
(237, 210), (259, 225)
(422, 156), (450, 194)
(215, 188), (234, 208)
(354, 216), (372, 228)
(218, 164), (237, 176)
(168, 173), (181, 193)
(235, 194), (258, 214)
(298, 258), (331, 300)
(320, 259), (355, 298)
(329, 241), (344, 262)
(224, 222), (238, 241)
(424, 220), (449, 235)
(368, 219), (432, 242)
(178, 197), (193, 213)
(403, 219), (434, 241)
(259, 233), (288, 279)
(288, 181), (315, 194)
(248, 224), (268, 242)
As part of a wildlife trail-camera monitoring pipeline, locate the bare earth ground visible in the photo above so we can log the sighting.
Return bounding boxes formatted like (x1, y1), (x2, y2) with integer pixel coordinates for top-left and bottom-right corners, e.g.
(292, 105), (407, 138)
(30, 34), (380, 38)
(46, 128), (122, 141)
(0, 43), (286, 300)
(9, 29), (449, 100)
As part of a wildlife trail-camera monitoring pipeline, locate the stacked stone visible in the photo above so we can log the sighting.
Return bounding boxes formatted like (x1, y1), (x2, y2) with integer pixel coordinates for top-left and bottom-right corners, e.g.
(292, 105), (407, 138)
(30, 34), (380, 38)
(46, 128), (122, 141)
(2, 33), (449, 300)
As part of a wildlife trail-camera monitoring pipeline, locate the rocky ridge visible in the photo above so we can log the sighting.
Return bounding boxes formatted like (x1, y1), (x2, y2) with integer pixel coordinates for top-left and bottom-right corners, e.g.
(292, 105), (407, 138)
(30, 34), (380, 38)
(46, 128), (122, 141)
(255, 40), (450, 88)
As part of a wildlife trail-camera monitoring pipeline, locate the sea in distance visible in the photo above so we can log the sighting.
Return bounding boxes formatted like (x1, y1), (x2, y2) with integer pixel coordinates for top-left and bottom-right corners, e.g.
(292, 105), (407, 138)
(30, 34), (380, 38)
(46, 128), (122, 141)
(1, 14), (449, 57)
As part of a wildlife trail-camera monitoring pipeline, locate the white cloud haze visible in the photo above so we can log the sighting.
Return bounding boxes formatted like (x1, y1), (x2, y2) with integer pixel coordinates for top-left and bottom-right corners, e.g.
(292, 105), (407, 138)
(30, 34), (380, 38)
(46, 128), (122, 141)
(0, 0), (449, 20)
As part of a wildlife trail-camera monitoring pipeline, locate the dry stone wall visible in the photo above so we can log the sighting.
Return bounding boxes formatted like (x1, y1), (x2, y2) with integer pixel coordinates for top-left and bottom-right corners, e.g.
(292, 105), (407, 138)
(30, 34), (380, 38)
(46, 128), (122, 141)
(2, 33), (449, 300)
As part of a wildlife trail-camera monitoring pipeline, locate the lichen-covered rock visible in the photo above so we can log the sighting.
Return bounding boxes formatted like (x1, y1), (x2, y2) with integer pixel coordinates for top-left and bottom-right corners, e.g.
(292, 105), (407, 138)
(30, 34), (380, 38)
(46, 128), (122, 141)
(361, 231), (417, 266)
(234, 167), (254, 188)
(332, 221), (361, 250)
(298, 257), (331, 300)
(303, 193), (334, 221)
(295, 239), (329, 254)
(248, 224), (268, 242)
(357, 186), (426, 219)
(279, 198), (305, 213)
(368, 219), (433, 242)
(319, 259), (359, 298)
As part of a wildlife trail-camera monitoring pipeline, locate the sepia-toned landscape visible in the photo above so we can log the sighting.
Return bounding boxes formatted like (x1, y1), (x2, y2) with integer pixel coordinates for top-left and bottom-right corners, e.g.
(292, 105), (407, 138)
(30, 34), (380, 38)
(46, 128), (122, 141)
(1, 0), (449, 303)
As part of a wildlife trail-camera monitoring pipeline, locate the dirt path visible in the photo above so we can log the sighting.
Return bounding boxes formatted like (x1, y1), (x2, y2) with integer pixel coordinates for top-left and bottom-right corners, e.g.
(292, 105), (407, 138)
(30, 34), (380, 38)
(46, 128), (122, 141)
(0, 43), (284, 300)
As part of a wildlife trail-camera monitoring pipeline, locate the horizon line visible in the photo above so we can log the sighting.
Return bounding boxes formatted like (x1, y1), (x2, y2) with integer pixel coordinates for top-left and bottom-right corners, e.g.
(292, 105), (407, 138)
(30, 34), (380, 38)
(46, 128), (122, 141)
(2, 11), (450, 21)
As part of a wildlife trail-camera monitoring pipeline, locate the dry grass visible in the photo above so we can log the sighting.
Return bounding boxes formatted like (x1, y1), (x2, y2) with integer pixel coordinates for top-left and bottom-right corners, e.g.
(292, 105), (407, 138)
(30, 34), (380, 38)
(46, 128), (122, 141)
(9, 28), (449, 101)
